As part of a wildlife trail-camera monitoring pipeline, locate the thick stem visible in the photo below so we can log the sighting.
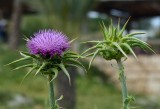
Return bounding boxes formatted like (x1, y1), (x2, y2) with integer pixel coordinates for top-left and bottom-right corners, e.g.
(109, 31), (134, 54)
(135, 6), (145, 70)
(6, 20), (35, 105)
(116, 59), (129, 109)
(48, 74), (55, 109)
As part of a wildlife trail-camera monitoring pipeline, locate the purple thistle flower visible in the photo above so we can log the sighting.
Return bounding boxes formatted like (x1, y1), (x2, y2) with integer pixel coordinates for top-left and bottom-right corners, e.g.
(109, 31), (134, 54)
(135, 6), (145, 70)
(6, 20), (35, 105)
(27, 29), (70, 57)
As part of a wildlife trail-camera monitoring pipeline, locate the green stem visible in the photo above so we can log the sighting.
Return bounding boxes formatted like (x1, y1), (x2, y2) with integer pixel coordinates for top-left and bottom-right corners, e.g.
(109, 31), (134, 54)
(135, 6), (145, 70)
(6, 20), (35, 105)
(116, 59), (129, 109)
(48, 74), (55, 109)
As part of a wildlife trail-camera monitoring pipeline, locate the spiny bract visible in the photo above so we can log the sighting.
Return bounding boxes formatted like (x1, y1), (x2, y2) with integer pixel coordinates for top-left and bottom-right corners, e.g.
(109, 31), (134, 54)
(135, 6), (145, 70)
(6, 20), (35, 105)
(82, 18), (155, 68)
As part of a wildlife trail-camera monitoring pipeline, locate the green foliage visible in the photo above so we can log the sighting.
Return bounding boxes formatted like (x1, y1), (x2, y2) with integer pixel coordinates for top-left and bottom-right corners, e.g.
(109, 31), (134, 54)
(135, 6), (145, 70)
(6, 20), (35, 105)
(21, 15), (52, 37)
(76, 76), (122, 109)
(82, 18), (156, 109)
(7, 50), (84, 85)
(0, 48), (160, 109)
(83, 18), (155, 68)
(24, 0), (95, 38)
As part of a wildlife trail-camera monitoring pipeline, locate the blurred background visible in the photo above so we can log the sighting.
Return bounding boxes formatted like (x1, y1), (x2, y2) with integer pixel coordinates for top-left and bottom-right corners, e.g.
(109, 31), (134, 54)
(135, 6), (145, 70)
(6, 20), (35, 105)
(0, 0), (160, 109)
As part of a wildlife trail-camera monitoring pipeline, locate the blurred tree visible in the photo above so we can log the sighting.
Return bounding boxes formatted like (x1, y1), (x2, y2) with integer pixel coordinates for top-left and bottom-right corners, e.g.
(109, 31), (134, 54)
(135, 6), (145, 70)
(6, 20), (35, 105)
(9, 0), (22, 49)
(25, 0), (95, 109)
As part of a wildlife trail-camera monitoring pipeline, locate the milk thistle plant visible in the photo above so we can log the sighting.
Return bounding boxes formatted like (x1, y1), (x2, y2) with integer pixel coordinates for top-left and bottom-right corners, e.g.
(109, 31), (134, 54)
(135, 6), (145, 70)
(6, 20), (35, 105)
(82, 18), (155, 109)
(8, 29), (84, 109)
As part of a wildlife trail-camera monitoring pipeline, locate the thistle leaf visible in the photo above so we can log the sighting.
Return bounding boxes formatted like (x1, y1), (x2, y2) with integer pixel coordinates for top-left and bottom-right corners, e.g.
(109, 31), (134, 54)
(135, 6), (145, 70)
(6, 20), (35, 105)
(122, 37), (149, 46)
(12, 64), (33, 71)
(126, 32), (145, 37)
(64, 52), (84, 59)
(89, 50), (99, 69)
(81, 45), (97, 55)
(111, 19), (114, 37)
(23, 34), (29, 41)
(20, 66), (36, 85)
(113, 28), (117, 41)
(82, 41), (101, 43)
(112, 42), (128, 58)
(124, 37), (156, 54)
(85, 52), (95, 57)
(6, 57), (31, 66)
(69, 37), (77, 44)
(55, 95), (63, 103)
(82, 40), (110, 44)
(81, 41), (109, 55)
(121, 43), (137, 60)
(67, 64), (85, 72)
(59, 63), (71, 85)
(20, 52), (28, 57)
(34, 63), (46, 76)
(64, 55), (84, 59)
(50, 68), (58, 82)
(65, 51), (79, 56)
(99, 21), (108, 40)
(66, 59), (86, 72)
(20, 51), (38, 59)
(136, 41), (155, 54)
(118, 17), (131, 37)
(67, 59), (87, 72)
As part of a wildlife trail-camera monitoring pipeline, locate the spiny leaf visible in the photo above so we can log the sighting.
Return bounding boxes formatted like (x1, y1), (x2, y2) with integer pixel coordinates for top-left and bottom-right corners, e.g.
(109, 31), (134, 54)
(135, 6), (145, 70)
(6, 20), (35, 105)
(133, 40), (156, 54)
(6, 57), (31, 66)
(64, 55), (84, 59)
(111, 19), (114, 37)
(124, 37), (156, 54)
(20, 52), (28, 57)
(108, 25), (112, 38)
(126, 32), (145, 37)
(113, 28), (117, 41)
(82, 41), (101, 43)
(55, 95), (63, 103)
(122, 36), (149, 46)
(20, 51), (38, 59)
(64, 52), (84, 59)
(81, 41), (109, 55)
(122, 37), (150, 49)
(82, 40), (110, 45)
(118, 17), (131, 37)
(67, 64), (85, 72)
(85, 52), (95, 57)
(20, 66), (36, 85)
(112, 42), (128, 58)
(50, 68), (59, 82)
(69, 37), (77, 44)
(23, 34), (29, 41)
(66, 59), (86, 72)
(12, 64), (33, 71)
(89, 50), (99, 69)
(121, 43), (137, 60)
(34, 63), (46, 76)
(99, 21), (108, 40)
(81, 45), (97, 55)
(59, 63), (71, 85)
(65, 51), (78, 55)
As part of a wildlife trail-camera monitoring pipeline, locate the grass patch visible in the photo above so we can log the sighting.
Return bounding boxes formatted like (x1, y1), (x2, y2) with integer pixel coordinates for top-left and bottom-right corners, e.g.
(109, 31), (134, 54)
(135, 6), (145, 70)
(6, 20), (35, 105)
(76, 76), (122, 109)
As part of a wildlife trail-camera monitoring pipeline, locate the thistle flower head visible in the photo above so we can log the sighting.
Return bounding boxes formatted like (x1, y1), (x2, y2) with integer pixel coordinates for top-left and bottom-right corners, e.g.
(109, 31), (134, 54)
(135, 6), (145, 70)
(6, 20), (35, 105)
(8, 29), (85, 84)
(27, 29), (70, 57)
(82, 18), (155, 68)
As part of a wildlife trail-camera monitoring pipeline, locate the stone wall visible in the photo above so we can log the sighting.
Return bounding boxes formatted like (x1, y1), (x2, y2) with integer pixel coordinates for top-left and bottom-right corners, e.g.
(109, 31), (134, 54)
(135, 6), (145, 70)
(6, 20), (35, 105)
(92, 55), (160, 95)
